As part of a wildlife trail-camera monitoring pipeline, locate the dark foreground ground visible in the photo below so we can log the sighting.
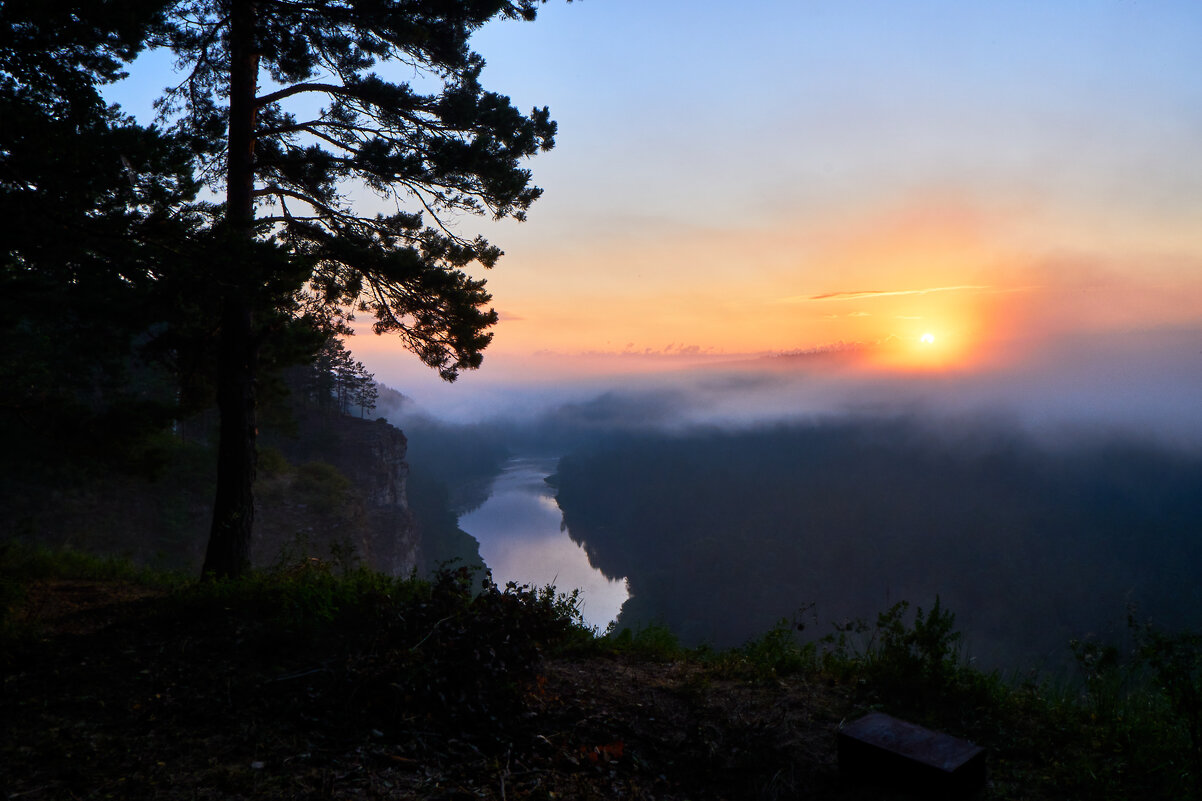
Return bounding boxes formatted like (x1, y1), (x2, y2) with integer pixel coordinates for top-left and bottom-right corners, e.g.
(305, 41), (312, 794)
(1, 577), (1194, 800)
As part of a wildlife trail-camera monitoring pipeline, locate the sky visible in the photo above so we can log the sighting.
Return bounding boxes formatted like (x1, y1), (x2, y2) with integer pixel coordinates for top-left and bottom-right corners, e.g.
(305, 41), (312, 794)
(109, 1), (1202, 429)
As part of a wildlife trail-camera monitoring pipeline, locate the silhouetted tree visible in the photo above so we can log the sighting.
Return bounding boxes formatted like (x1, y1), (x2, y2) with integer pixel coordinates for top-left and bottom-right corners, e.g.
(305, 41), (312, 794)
(331, 345), (376, 417)
(352, 376), (379, 418)
(0, 0), (202, 459)
(294, 337), (376, 417)
(153, 0), (563, 577)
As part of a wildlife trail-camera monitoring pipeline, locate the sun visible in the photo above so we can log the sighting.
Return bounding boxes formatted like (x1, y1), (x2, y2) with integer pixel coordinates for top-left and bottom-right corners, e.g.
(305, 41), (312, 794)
(864, 320), (981, 372)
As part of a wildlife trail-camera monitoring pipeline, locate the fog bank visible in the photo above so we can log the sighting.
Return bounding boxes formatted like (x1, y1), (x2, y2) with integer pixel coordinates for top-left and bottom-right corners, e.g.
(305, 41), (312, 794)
(371, 326), (1202, 449)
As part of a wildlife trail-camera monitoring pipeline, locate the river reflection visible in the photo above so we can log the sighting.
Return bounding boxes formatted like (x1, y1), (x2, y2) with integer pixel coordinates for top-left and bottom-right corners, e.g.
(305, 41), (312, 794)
(457, 456), (628, 631)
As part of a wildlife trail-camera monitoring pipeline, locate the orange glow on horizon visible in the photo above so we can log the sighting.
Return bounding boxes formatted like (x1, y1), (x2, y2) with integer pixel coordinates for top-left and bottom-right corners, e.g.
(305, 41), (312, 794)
(865, 328), (974, 372)
(346, 192), (1202, 387)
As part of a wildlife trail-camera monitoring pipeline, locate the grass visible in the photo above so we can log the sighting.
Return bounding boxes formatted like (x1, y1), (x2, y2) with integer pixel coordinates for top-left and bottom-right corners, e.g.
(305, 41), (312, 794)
(3, 543), (1200, 799)
(605, 596), (1202, 799)
(0, 540), (185, 586)
(0, 541), (186, 636)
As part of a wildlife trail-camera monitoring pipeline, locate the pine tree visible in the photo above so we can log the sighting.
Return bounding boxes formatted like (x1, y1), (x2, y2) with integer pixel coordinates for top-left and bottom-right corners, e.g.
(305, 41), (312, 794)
(352, 376), (379, 418)
(153, 1), (563, 577)
(0, 0), (201, 454)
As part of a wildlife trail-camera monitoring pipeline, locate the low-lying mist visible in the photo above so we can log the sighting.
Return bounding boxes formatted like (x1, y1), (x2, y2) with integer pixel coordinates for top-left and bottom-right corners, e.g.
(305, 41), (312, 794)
(378, 326), (1201, 670)
(380, 326), (1202, 450)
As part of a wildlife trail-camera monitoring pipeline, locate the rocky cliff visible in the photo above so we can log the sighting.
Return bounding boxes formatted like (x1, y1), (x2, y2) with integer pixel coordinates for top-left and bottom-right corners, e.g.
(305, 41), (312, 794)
(256, 413), (419, 575)
(4, 412), (423, 576)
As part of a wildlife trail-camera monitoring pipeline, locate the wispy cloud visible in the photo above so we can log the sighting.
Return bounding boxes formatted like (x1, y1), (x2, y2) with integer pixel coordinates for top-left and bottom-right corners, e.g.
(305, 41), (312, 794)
(532, 343), (729, 359)
(808, 285), (992, 301)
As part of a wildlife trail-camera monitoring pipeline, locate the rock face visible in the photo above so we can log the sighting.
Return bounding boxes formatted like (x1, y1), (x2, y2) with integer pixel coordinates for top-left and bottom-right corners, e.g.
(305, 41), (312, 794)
(257, 414), (419, 576)
(312, 415), (416, 575)
(4, 410), (421, 576)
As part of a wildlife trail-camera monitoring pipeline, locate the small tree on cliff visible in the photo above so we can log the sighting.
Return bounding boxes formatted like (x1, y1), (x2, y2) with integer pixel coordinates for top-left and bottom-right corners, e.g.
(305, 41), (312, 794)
(154, 0), (562, 577)
(294, 337), (376, 417)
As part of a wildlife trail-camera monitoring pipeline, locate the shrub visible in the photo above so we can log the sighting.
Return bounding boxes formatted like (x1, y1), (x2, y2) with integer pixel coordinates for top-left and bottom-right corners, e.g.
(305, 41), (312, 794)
(872, 597), (962, 685)
(820, 596), (982, 721)
(257, 446), (291, 477)
(354, 567), (592, 723)
(608, 623), (684, 662)
(706, 618), (819, 681)
(293, 460), (351, 513)
(169, 563), (592, 723)
(1069, 636), (1132, 721)
(1130, 617), (1202, 789)
(0, 541), (177, 586)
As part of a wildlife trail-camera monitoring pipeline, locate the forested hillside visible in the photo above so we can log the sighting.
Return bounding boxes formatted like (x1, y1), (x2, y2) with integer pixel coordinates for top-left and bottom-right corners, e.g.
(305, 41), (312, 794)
(555, 419), (1202, 668)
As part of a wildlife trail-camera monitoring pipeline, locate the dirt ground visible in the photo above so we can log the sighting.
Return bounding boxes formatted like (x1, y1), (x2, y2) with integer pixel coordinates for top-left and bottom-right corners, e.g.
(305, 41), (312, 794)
(1, 580), (987, 800)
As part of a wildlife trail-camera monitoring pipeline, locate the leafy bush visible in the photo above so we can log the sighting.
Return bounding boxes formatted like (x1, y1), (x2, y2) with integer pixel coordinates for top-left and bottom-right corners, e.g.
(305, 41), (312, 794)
(816, 595), (1001, 726)
(292, 460), (351, 513)
(1070, 635), (1133, 721)
(172, 555), (395, 638)
(608, 623), (684, 662)
(0, 542), (179, 586)
(821, 598), (959, 678)
(740, 618), (818, 678)
(257, 445), (291, 477)
(1130, 617), (1202, 791)
(703, 616), (819, 681)
(171, 562), (592, 723)
(358, 567), (591, 722)
(872, 597), (962, 685)
(813, 599), (1200, 798)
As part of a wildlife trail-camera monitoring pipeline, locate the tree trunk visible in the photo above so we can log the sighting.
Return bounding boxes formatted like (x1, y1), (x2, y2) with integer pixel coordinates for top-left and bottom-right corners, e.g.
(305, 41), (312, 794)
(203, 295), (257, 578)
(202, 0), (260, 579)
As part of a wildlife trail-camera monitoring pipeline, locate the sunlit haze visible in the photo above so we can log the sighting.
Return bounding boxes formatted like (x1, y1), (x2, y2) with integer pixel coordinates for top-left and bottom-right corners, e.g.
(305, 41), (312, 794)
(109, 1), (1202, 433)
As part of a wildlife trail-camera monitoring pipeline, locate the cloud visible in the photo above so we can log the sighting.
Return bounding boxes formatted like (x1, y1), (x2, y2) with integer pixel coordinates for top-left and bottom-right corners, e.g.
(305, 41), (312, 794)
(530, 344), (727, 359)
(807, 285), (993, 301)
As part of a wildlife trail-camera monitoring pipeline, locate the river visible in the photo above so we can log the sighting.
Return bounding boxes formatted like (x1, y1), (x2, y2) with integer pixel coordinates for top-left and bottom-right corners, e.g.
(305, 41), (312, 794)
(457, 456), (629, 631)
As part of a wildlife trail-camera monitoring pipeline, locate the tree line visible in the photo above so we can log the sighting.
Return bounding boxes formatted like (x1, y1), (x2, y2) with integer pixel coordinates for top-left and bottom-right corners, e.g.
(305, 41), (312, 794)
(286, 338), (378, 419)
(553, 420), (1202, 669)
(1, 0), (567, 576)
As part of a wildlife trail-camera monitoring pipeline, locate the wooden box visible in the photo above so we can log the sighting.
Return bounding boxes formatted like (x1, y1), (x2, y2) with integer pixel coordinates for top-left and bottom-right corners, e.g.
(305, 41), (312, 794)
(838, 711), (985, 796)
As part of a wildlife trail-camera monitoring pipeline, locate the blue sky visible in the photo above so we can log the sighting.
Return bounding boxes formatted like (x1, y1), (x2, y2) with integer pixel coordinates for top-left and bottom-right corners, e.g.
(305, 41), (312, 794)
(469, 0), (1202, 216)
(106, 1), (1202, 427)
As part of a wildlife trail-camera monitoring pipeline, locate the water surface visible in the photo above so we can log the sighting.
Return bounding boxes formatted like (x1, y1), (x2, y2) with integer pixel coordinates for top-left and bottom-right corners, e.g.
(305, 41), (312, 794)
(458, 456), (628, 631)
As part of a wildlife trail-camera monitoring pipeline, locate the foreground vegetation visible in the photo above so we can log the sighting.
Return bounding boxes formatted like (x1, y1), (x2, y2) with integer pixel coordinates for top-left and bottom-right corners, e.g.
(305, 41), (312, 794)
(2, 545), (1198, 800)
